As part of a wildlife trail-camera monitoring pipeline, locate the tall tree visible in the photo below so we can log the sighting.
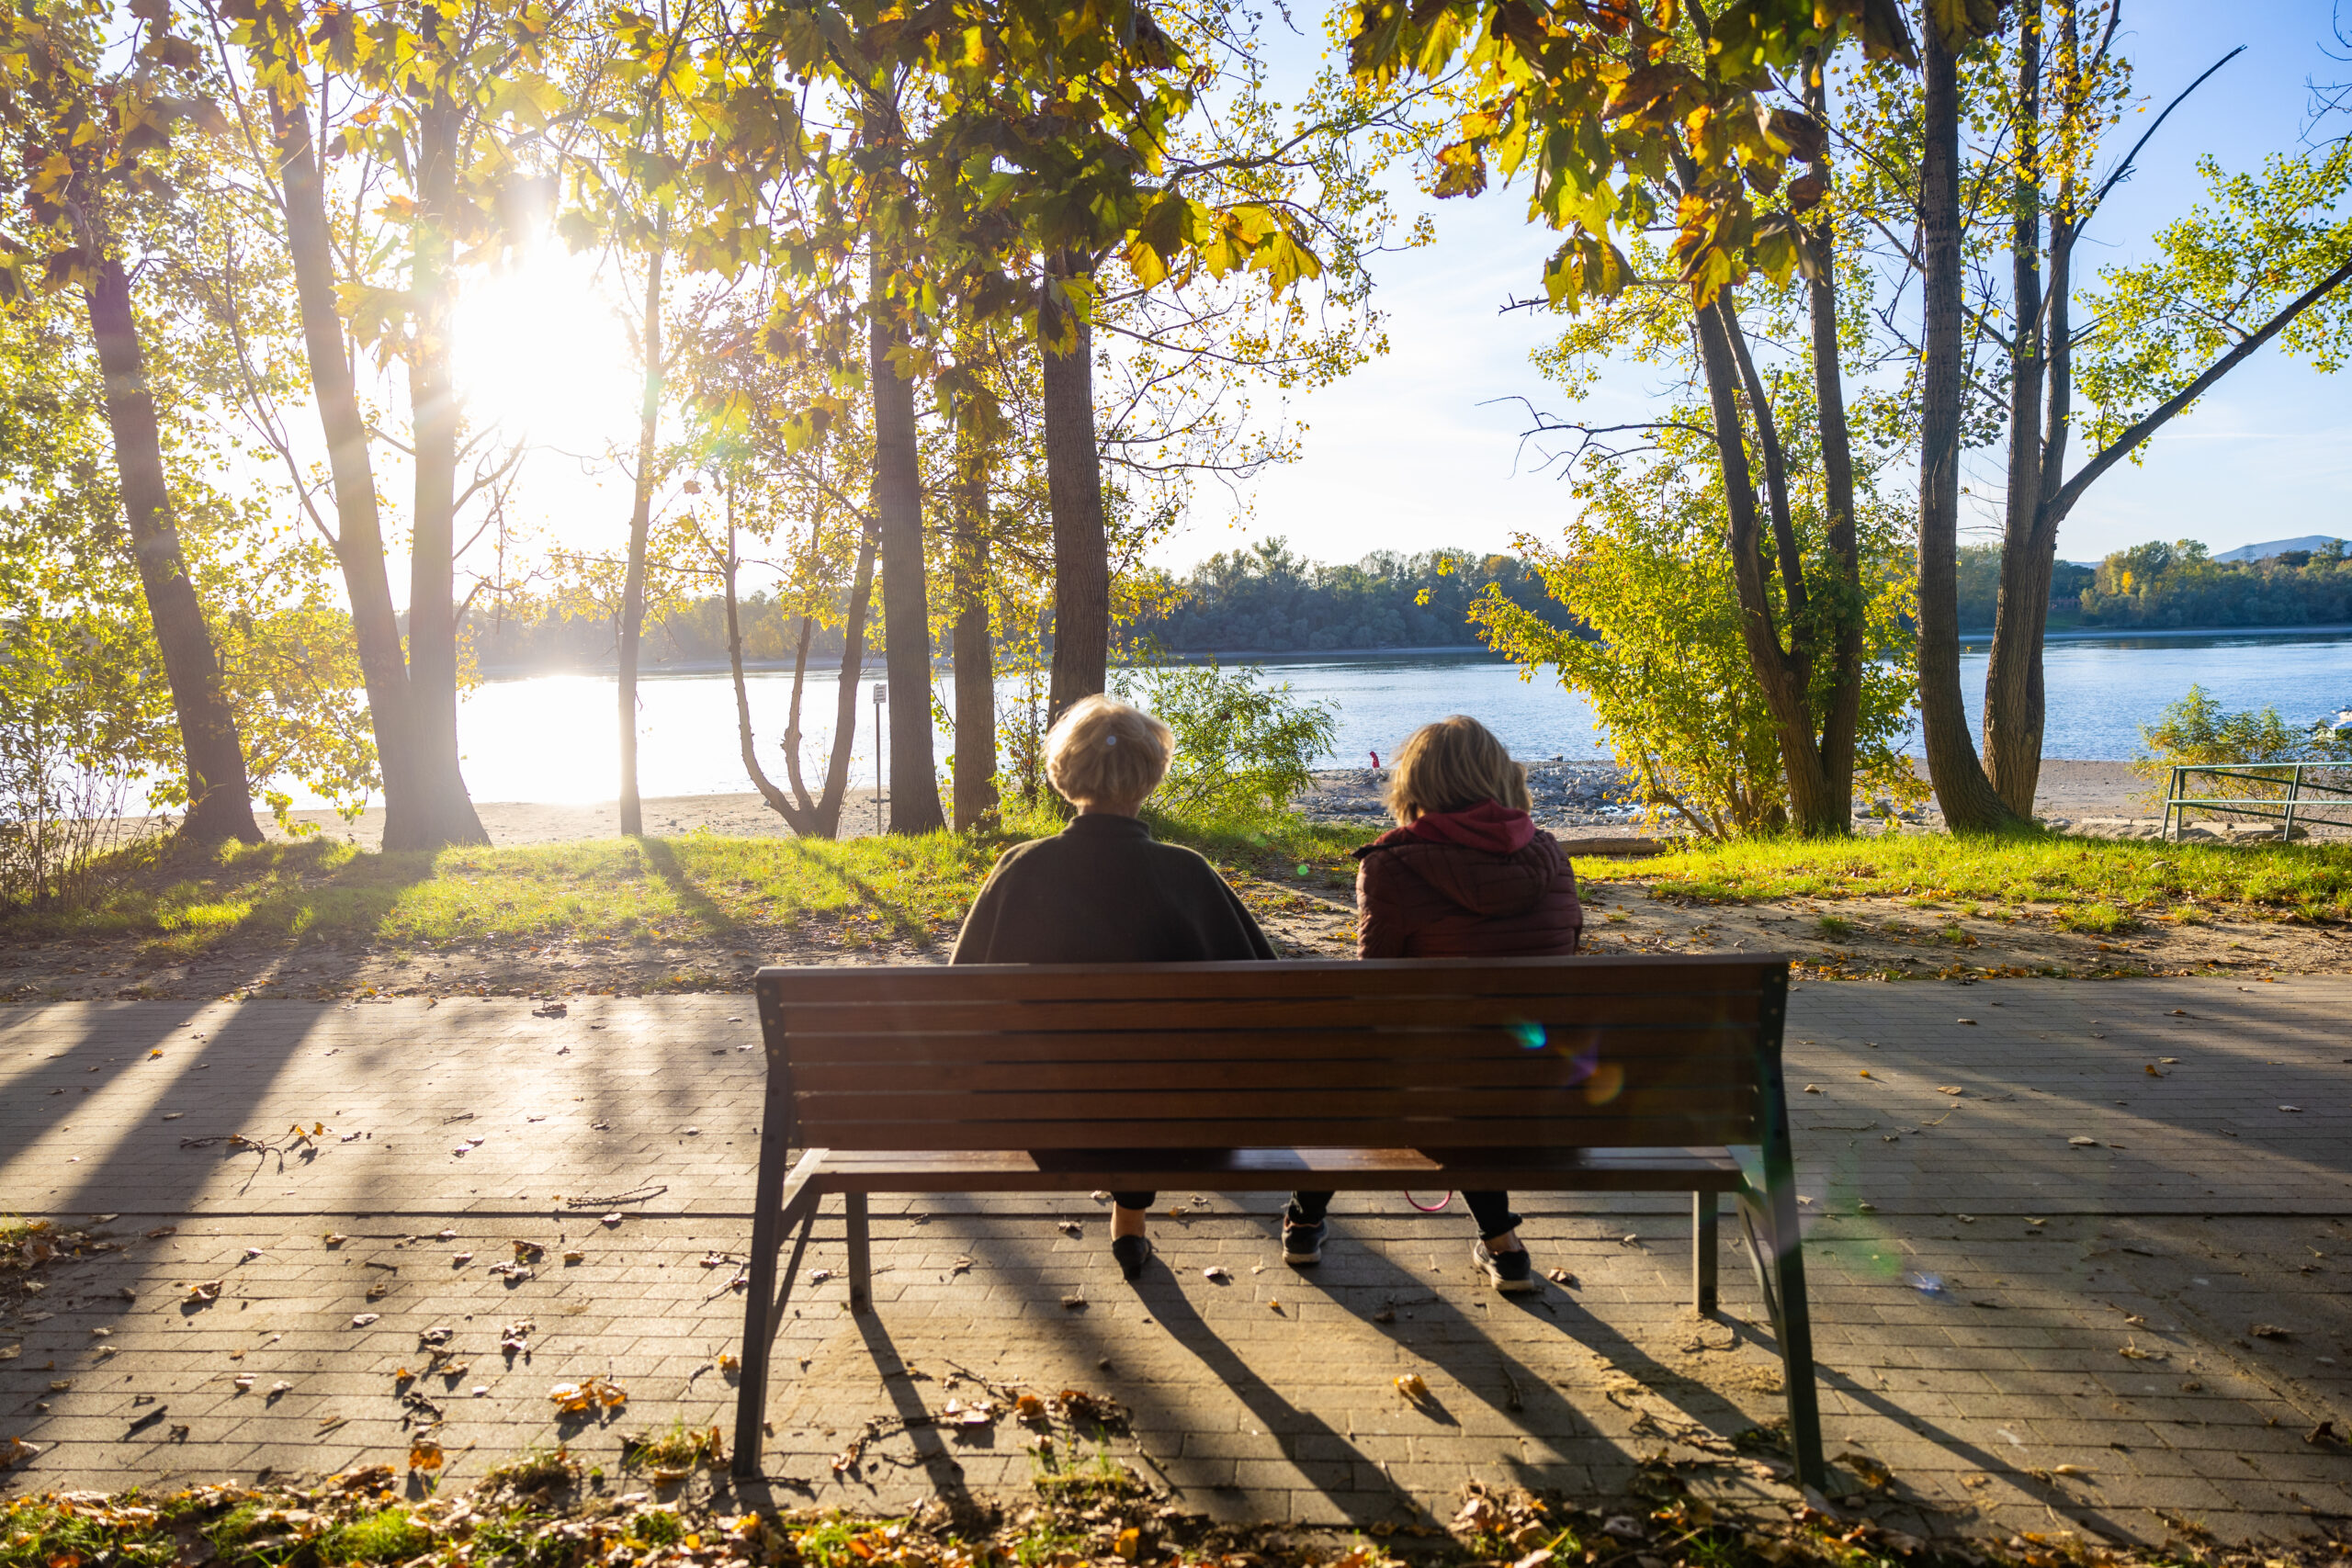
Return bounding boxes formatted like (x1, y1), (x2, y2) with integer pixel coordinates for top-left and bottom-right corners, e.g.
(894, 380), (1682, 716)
(0, 0), (264, 843)
(211, 0), (558, 850)
(1911, 6), (2019, 832)
(1971, 7), (2352, 818)
(945, 333), (1001, 830)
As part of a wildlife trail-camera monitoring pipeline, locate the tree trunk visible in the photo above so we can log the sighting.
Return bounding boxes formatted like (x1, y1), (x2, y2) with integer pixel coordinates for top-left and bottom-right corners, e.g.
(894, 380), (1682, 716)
(84, 256), (262, 845)
(1805, 55), (1865, 816)
(401, 94), (489, 851)
(1916, 22), (2026, 834)
(270, 91), (423, 843)
(1690, 297), (1843, 835)
(618, 233), (664, 838)
(1983, 0), (2051, 818)
(951, 382), (998, 831)
(1040, 265), (1109, 719)
(868, 251), (944, 833)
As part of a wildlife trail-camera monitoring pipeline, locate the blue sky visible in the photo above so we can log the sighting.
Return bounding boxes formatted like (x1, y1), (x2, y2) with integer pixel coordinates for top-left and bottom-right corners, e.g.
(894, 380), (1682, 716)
(1163, 0), (2352, 574)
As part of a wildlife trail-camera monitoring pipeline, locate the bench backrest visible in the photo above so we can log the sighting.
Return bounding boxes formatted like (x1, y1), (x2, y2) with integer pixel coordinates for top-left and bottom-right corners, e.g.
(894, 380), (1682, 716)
(752, 955), (1792, 1152)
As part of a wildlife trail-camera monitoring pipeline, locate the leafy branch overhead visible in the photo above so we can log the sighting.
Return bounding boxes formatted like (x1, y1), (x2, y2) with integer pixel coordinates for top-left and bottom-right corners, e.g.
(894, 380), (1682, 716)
(1345, 0), (1949, 307)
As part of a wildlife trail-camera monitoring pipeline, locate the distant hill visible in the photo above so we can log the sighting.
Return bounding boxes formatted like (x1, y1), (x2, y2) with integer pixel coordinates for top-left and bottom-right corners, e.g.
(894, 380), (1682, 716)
(2216, 535), (2346, 563)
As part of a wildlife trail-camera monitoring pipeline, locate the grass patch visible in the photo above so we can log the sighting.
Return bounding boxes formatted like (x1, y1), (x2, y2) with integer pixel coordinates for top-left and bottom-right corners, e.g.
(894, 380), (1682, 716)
(1630, 831), (2352, 918)
(1029, 1437), (1147, 1504)
(2, 800), (1381, 964)
(1813, 915), (1855, 939)
(318, 1507), (434, 1564)
(1, 828), (1009, 958)
(2053, 902), (2133, 935)
(474, 1443), (578, 1498)
(618, 1419), (724, 1480)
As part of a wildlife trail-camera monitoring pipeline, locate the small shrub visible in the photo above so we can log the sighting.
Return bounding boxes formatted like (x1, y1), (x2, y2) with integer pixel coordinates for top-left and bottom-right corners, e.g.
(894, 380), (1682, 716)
(1113, 660), (1336, 825)
(1814, 915), (1854, 939)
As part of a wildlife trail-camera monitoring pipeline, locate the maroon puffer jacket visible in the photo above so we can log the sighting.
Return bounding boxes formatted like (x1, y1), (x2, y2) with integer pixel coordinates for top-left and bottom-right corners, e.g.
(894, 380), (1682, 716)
(1352, 799), (1582, 959)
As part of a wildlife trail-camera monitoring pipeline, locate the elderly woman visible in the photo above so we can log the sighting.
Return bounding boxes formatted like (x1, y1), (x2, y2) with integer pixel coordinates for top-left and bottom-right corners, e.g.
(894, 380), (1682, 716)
(952, 694), (1275, 1280)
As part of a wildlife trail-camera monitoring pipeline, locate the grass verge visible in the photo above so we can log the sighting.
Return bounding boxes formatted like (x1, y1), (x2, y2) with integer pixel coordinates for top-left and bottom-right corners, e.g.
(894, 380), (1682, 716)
(1634, 832), (2351, 921)
(0, 1472), (2319, 1568)
(0, 798), (1374, 966)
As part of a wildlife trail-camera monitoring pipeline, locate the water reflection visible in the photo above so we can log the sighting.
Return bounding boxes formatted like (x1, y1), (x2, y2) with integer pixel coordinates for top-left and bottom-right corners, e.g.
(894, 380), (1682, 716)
(263, 630), (2349, 809)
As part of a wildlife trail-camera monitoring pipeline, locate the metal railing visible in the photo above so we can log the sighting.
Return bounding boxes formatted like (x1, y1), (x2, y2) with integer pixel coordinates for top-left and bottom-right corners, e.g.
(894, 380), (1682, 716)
(2163, 761), (2352, 842)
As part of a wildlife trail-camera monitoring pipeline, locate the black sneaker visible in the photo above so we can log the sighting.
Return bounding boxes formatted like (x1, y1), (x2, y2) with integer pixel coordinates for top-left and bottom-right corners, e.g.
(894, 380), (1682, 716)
(1111, 1234), (1152, 1281)
(1475, 1239), (1537, 1293)
(1282, 1216), (1327, 1265)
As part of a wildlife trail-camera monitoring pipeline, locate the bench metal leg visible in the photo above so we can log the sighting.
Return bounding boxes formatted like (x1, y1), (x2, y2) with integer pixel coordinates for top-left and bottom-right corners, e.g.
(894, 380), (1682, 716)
(731, 1139), (829, 1481)
(1692, 1191), (1718, 1314)
(845, 1191), (871, 1313)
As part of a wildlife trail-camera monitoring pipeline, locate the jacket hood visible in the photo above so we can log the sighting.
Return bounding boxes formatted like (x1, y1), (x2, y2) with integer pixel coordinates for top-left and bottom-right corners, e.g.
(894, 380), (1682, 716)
(1403, 799), (1535, 853)
(1360, 815), (1566, 919)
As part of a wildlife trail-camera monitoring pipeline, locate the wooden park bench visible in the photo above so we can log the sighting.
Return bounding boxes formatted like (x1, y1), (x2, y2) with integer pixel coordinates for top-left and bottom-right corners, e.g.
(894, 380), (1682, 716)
(729, 954), (1823, 1487)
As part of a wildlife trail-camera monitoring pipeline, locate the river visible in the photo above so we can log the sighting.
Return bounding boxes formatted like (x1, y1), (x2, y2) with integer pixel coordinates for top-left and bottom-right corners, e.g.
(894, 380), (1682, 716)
(355, 627), (2350, 809)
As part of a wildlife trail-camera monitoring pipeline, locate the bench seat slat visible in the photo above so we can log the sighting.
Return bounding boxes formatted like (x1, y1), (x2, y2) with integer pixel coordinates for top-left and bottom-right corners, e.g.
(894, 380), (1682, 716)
(791, 1055), (1759, 1093)
(780, 1020), (1758, 1066)
(797, 1086), (1756, 1122)
(792, 1112), (1760, 1149)
(801, 1144), (1748, 1192)
(772, 996), (1764, 1036)
(755, 955), (1786, 1005)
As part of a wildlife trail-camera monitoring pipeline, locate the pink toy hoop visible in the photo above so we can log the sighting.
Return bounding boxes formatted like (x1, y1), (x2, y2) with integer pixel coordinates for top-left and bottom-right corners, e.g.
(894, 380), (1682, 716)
(1402, 1190), (1454, 1213)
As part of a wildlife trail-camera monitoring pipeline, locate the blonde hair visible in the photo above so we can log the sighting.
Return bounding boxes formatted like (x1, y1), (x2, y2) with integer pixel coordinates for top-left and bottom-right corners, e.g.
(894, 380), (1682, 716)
(1045, 695), (1174, 809)
(1384, 715), (1530, 824)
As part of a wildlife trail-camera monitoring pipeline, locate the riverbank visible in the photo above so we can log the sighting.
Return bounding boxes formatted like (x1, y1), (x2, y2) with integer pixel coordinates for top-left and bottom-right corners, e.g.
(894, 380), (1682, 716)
(250, 758), (2159, 849)
(9, 805), (2347, 1004)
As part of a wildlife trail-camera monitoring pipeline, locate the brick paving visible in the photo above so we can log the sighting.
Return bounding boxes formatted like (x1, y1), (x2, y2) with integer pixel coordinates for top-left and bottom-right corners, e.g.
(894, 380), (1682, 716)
(2, 978), (2348, 1546)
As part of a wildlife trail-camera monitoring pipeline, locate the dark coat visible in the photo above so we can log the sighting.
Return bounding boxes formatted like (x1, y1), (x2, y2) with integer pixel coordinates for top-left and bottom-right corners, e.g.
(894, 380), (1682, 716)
(1353, 800), (1582, 959)
(950, 813), (1278, 964)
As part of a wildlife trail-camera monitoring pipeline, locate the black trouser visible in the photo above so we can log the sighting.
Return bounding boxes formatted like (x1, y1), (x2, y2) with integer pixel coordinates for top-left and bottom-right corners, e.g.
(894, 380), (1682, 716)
(1285, 1189), (1521, 1240)
(1112, 1190), (1521, 1241)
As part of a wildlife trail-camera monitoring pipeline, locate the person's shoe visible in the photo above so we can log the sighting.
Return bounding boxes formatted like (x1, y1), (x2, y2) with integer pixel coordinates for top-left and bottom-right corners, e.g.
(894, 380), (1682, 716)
(1112, 1234), (1152, 1281)
(1475, 1238), (1537, 1293)
(1282, 1216), (1328, 1265)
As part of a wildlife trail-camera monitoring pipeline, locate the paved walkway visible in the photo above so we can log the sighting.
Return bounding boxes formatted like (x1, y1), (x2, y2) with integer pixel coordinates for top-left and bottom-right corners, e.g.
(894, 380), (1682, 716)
(3, 979), (2347, 1546)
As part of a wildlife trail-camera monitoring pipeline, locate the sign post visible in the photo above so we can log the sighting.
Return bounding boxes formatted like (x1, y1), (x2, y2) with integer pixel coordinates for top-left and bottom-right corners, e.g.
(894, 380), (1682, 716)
(871, 682), (888, 837)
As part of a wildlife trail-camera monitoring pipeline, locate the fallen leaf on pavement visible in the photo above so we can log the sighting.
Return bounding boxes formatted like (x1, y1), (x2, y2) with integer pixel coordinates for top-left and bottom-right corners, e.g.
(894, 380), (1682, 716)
(1395, 1372), (1430, 1402)
(2250, 1323), (2291, 1339)
(351, 1314), (379, 1327)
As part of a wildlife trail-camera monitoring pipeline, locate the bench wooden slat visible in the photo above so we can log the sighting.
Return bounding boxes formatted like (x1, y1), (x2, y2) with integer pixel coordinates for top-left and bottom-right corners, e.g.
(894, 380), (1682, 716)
(769, 995), (1765, 1036)
(796, 1084), (1756, 1121)
(753, 954), (1789, 1005)
(786, 1112), (1761, 1148)
(781, 1024), (1758, 1068)
(790, 1054), (1760, 1093)
(800, 1145), (1748, 1191)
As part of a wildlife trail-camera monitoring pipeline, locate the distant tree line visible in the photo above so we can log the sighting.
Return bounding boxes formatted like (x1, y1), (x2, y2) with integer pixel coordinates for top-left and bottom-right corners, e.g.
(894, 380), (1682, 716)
(2075, 539), (2351, 628)
(1130, 539), (1574, 653)
(1953, 540), (2350, 631)
(1953, 545), (2094, 631)
(465, 538), (1581, 671)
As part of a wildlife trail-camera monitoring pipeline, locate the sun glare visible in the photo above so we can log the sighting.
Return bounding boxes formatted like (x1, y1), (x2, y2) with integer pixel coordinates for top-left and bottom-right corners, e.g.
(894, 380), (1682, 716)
(452, 248), (639, 457)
